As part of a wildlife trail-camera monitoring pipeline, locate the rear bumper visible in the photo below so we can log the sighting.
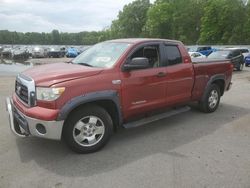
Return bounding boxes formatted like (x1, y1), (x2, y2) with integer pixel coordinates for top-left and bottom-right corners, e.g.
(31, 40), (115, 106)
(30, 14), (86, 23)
(6, 97), (64, 140)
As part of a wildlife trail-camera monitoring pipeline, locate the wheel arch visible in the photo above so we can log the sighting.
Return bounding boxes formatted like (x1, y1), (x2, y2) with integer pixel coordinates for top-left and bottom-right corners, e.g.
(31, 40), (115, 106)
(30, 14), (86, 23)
(202, 74), (225, 101)
(212, 79), (225, 96)
(57, 90), (123, 132)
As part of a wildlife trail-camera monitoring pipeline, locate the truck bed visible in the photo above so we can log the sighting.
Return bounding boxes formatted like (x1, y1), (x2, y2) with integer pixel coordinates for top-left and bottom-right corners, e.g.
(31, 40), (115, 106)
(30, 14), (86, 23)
(191, 59), (232, 101)
(192, 58), (229, 64)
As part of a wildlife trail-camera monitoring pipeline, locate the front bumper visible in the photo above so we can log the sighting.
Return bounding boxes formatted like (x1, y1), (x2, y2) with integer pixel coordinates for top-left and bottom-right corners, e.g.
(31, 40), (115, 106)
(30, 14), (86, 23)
(6, 97), (64, 140)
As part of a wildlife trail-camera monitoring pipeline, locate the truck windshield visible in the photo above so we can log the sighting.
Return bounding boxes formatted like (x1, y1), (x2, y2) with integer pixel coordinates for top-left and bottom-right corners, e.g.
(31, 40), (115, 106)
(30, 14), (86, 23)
(72, 42), (131, 68)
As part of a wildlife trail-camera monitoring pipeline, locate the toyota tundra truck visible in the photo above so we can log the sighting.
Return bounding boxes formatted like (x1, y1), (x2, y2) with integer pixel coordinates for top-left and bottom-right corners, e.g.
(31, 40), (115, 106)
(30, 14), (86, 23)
(6, 39), (233, 153)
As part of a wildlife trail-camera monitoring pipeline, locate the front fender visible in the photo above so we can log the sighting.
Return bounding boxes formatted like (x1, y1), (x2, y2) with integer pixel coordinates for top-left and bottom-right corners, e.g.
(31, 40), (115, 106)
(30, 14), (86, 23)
(57, 90), (122, 125)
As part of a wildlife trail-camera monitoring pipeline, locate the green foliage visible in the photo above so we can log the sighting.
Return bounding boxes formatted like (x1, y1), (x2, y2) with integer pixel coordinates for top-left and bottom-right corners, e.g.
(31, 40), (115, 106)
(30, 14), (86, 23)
(0, 30), (104, 45)
(144, 0), (205, 44)
(243, 2), (250, 44)
(52, 30), (60, 44)
(109, 0), (150, 38)
(144, 1), (174, 38)
(0, 0), (249, 45)
(199, 0), (246, 44)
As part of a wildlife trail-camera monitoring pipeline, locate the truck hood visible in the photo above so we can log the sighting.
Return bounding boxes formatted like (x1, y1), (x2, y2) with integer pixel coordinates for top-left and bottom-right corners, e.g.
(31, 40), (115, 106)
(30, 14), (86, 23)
(22, 63), (103, 86)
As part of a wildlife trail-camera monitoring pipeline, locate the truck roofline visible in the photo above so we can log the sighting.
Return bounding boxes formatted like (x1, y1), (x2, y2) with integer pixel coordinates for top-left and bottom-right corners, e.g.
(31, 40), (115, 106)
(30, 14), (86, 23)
(106, 38), (181, 45)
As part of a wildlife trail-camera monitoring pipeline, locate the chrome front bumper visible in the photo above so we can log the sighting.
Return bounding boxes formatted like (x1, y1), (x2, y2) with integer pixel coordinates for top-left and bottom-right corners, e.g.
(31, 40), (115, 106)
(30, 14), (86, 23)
(6, 97), (64, 140)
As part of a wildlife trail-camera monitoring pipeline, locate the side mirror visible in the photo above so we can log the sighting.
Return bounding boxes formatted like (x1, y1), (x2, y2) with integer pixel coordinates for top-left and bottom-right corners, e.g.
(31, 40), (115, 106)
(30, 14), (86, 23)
(122, 57), (150, 71)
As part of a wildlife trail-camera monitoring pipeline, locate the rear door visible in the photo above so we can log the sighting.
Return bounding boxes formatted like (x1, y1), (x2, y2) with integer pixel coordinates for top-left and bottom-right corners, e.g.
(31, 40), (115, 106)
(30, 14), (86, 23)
(163, 44), (194, 105)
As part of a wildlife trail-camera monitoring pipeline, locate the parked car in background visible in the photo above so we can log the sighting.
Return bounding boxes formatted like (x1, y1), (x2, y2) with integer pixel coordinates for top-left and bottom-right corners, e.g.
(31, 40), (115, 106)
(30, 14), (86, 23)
(239, 48), (249, 57)
(225, 47), (249, 58)
(48, 47), (65, 58)
(189, 52), (206, 58)
(12, 47), (30, 60)
(245, 54), (250, 67)
(32, 47), (48, 58)
(208, 49), (244, 71)
(1, 47), (13, 59)
(66, 47), (79, 58)
(231, 48), (250, 66)
(196, 46), (215, 56)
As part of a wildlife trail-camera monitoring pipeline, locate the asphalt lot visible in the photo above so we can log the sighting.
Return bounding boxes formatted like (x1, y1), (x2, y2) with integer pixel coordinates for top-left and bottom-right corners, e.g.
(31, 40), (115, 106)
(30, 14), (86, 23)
(0, 64), (250, 188)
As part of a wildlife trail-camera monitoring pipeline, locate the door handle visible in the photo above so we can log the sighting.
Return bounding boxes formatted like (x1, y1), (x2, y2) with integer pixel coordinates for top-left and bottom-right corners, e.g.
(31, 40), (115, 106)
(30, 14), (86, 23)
(156, 72), (166, 77)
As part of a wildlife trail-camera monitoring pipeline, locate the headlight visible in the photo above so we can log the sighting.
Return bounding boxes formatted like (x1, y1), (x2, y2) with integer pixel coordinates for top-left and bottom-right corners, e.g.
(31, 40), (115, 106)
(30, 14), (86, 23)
(36, 87), (65, 101)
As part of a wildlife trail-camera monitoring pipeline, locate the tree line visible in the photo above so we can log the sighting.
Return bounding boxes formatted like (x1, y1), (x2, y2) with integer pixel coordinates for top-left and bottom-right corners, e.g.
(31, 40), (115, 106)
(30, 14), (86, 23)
(0, 0), (249, 45)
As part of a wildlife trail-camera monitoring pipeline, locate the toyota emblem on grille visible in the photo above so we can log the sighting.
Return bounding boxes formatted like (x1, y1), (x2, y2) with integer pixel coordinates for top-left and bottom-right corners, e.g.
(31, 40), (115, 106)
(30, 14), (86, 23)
(17, 86), (21, 95)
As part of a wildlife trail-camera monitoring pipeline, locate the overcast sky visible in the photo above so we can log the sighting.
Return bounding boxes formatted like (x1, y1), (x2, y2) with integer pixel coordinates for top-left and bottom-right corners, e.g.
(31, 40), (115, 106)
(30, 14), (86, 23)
(0, 0), (151, 33)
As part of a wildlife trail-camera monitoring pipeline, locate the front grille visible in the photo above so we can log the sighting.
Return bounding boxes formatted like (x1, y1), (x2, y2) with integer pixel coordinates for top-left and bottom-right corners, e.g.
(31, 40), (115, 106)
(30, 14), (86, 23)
(15, 81), (29, 104)
(15, 74), (36, 107)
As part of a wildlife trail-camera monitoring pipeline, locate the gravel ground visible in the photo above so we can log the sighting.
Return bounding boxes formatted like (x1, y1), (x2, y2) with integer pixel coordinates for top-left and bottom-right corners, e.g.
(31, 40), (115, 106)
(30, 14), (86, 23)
(0, 65), (249, 188)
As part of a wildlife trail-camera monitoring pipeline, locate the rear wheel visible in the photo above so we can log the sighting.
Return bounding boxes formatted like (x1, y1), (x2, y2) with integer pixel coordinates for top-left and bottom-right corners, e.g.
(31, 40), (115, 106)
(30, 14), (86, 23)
(63, 105), (113, 153)
(199, 84), (221, 113)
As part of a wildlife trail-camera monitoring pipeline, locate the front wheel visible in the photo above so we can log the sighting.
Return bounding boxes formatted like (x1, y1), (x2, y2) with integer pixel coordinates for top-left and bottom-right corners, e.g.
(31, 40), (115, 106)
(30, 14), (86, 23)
(199, 84), (221, 113)
(63, 105), (113, 153)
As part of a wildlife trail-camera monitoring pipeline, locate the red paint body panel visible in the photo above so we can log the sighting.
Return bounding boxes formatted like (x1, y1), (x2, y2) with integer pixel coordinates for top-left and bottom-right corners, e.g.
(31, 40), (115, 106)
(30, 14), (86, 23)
(14, 38), (233, 122)
(54, 70), (121, 109)
(13, 94), (59, 121)
(120, 67), (167, 119)
(165, 63), (194, 105)
(24, 63), (103, 86)
(192, 60), (232, 100)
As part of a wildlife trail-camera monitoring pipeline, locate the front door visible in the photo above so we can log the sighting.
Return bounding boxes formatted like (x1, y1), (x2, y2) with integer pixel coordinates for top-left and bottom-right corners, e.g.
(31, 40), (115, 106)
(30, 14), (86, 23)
(120, 43), (167, 120)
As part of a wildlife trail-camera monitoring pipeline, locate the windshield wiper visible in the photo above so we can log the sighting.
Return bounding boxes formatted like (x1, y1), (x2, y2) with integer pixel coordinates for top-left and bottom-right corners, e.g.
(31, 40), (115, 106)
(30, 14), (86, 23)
(77, 62), (93, 67)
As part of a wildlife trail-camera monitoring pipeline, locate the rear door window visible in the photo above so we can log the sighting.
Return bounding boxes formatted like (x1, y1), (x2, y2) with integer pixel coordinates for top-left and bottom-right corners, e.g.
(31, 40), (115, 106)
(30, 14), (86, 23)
(164, 45), (182, 66)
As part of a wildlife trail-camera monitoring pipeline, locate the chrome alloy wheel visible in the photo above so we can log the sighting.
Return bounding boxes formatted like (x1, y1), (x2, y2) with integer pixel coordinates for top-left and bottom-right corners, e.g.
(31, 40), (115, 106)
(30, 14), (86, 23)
(73, 116), (105, 147)
(208, 90), (219, 109)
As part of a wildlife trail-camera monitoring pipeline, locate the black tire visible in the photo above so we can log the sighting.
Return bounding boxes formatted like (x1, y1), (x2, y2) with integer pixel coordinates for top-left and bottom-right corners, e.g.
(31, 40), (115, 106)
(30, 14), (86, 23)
(199, 84), (221, 113)
(63, 105), (113, 153)
(237, 63), (244, 71)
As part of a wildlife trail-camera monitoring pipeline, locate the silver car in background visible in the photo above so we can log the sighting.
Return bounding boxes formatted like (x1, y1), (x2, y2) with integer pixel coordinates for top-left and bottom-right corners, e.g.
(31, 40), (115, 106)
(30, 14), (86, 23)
(32, 47), (48, 58)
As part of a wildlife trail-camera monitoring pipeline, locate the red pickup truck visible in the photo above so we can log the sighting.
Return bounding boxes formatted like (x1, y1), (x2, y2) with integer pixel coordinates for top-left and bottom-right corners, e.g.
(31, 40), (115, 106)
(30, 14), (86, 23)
(6, 39), (233, 153)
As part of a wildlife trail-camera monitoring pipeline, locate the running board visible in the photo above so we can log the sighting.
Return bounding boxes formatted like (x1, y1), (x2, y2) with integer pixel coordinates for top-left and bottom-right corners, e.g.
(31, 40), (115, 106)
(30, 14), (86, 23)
(123, 106), (190, 129)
